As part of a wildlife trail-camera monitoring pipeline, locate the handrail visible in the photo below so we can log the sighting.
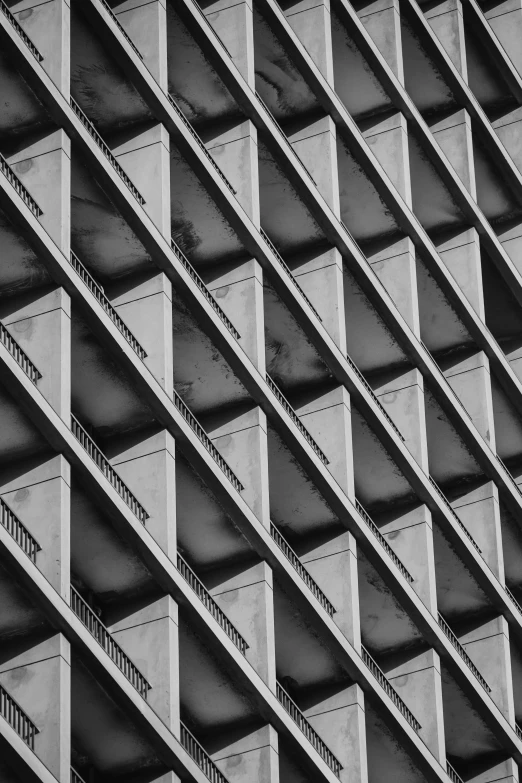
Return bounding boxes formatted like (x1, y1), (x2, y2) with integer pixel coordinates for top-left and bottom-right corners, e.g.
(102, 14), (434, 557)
(0, 683), (38, 749)
(266, 373), (329, 464)
(260, 228), (323, 322)
(496, 454), (522, 496)
(167, 94), (237, 195)
(191, 0), (231, 56)
(173, 391), (244, 492)
(361, 646), (421, 731)
(270, 522), (335, 616)
(438, 613), (491, 693)
(0, 321), (41, 383)
(98, 0), (143, 59)
(446, 761), (464, 783)
(0, 152), (42, 217)
(70, 586), (150, 698)
(505, 585), (522, 617)
(516, 722), (522, 742)
(419, 341), (473, 423)
(180, 721), (229, 783)
(170, 238), (240, 340)
(345, 353), (405, 441)
(276, 681), (342, 776)
(70, 99), (145, 205)
(355, 498), (414, 583)
(0, 496), (40, 561)
(428, 477), (482, 554)
(71, 768), (87, 783)
(176, 552), (248, 655)
(71, 415), (149, 523)
(0, 0), (43, 61)
(69, 251), (147, 359)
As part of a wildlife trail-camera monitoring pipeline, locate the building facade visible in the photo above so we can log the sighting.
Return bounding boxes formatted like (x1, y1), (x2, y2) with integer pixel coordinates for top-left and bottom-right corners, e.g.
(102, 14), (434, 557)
(1, 0), (522, 781)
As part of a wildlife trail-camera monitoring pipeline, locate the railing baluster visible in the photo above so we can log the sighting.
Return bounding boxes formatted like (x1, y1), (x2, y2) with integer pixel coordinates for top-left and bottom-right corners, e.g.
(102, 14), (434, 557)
(97, 0), (143, 58)
(180, 721), (230, 783)
(0, 496), (40, 561)
(71, 767), (88, 783)
(446, 760), (464, 783)
(0, 321), (41, 383)
(0, 1), (43, 61)
(361, 646), (421, 732)
(345, 354), (405, 441)
(438, 613), (491, 693)
(428, 477), (482, 554)
(0, 683), (38, 750)
(355, 499), (414, 583)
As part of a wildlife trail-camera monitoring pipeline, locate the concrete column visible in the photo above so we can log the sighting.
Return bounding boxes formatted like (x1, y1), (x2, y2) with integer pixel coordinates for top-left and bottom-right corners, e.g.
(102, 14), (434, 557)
(293, 385), (355, 499)
(484, 0), (522, 78)
(0, 285), (71, 419)
(0, 632), (71, 782)
(11, 0), (70, 95)
(440, 351), (495, 447)
(460, 615), (515, 722)
(302, 683), (368, 783)
(356, 0), (404, 84)
(281, 0), (334, 82)
(497, 218), (522, 277)
(466, 757), (519, 783)
(424, 0), (468, 78)
(493, 106), (522, 176)
(429, 109), (476, 197)
(0, 454), (70, 599)
(367, 236), (421, 335)
(383, 648), (446, 763)
(288, 115), (340, 214)
(362, 112), (412, 207)
(7, 129), (71, 252)
(435, 228), (484, 318)
(108, 594), (180, 734)
(113, 0), (168, 89)
(105, 428), (176, 558)
(206, 560), (276, 689)
(210, 724), (279, 783)
(451, 481), (504, 579)
(203, 0), (255, 86)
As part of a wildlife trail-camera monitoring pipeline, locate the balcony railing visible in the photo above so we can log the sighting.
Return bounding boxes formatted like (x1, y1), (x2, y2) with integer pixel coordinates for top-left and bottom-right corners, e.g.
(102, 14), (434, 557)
(438, 613), (491, 693)
(428, 477), (482, 555)
(506, 585), (522, 617)
(69, 252), (147, 359)
(0, 0), (43, 61)
(355, 499), (414, 583)
(361, 646), (421, 732)
(260, 228), (323, 322)
(70, 99), (145, 205)
(516, 722), (522, 742)
(177, 553), (248, 655)
(170, 239), (240, 340)
(71, 415), (149, 523)
(167, 95), (237, 195)
(270, 522), (335, 616)
(345, 353), (405, 442)
(276, 681), (342, 776)
(192, 0), (231, 56)
(0, 497), (40, 562)
(0, 321), (41, 383)
(446, 761), (464, 783)
(496, 454), (522, 496)
(0, 683), (38, 749)
(173, 392), (244, 492)
(71, 586), (150, 698)
(71, 768), (87, 783)
(0, 152), (42, 217)
(98, 0), (143, 59)
(181, 721), (229, 783)
(266, 374), (329, 464)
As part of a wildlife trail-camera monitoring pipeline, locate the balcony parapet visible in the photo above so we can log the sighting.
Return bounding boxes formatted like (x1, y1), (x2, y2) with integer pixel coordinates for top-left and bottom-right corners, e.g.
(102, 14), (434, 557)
(438, 613), (491, 694)
(0, 152), (42, 218)
(361, 646), (421, 732)
(345, 353), (405, 442)
(0, 682), (38, 749)
(0, 0), (43, 61)
(181, 721), (229, 783)
(428, 477), (482, 555)
(0, 496), (40, 562)
(446, 761), (464, 783)
(355, 499), (414, 583)
(0, 321), (41, 383)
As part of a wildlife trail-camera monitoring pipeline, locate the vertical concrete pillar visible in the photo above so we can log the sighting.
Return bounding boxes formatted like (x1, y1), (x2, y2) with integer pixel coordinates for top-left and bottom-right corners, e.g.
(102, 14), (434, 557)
(0, 632), (71, 782)
(429, 109), (476, 197)
(497, 218), (522, 278)
(466, 757), (519, 783)
(113, 0), (168, 89)
(0, 454), (70, 599)
(493, 107), (522, 176)
(440, 351), (495, 447)
(424, 0), (467, 78)
(203, 0), (254, 86)
(383, 648), (446, 763)
(367, 236), (420, 335)
(11, 0), (70, 95)
(108, 595), (180, 734)
(484, 0), (522, 78)
(460, 615), (515, 722)
(362, 112), (412, 207)
(356, 0), (404, 84)
(206, 560), (276, 689)
(0, 285), (71, 419)
(302, 683), (368, 783)
(435, 228), (484, 318)
(210, 724), (279, 783)
(105, 428), (176, 558)
(288, 116), (340, 214)
(450, 481), (504, 579)
(282, 0), (334, 81)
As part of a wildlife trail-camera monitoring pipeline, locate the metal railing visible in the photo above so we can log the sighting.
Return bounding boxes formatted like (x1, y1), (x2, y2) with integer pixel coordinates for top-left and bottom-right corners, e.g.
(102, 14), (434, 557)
(181, 721), (229, 783)
(446, 761), (464, 783)
(71, 768), (87, 783)
(98, 0), (143, 59)
(270, 522), (335, 616)
(170, 239), (240, 340)
(355, 498), (414, 583)
(192, 0), (231, 56)
(266, 373), (329, 464)
(71, 586), (150, 698)
(276, 681), (342, 776)
(177, 552), (248, 655)
(69, 252), (147, 359)
(167, 95), (237, 195)
(361, 646), (421, 731)
(71, 415), (149, 523)
(506, 585), (522, 617)
(516, 722), (522, 742)
(345, 353), (405, 442)
(0, 497), (40, 562)
(0, 321), (41, 383)
(260, 228), (323, 322)
(0, 683), (38, 749)
(0, 0), (43, 61)
(438, 613), (491, 693)
(173, 391), (244, 492)
(0, 152), (42, 217)
(70, 99), (145, 205)
(496, 454), (522, 496)
(428, 477), (482, 554)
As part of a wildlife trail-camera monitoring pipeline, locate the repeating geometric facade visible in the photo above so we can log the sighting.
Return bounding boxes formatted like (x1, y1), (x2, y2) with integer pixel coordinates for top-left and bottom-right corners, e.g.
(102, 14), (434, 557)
(2, 0), (522, 782)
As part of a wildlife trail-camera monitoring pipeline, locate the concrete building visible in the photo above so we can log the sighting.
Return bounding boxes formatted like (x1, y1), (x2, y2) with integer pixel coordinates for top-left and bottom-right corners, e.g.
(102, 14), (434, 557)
(4, 0), (522, 782)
